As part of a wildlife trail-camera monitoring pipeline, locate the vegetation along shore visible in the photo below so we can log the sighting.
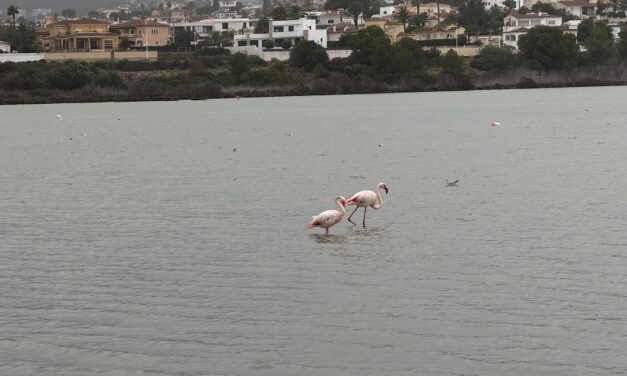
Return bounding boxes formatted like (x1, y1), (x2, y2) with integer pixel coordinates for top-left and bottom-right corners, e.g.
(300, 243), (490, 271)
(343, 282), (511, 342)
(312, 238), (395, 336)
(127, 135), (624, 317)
(1, 22), (627, 105)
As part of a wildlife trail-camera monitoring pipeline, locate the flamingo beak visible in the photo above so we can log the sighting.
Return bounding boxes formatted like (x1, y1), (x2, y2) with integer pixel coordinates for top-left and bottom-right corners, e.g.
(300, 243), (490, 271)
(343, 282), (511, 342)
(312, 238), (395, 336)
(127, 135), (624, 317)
(384, 186), (389, 194)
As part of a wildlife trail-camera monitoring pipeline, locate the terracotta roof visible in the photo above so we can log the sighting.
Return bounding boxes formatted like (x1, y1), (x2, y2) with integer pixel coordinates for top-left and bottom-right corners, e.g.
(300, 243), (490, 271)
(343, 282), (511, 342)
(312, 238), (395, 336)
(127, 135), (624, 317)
(111, 19), (168, 28)
(48, 18), (111, 26)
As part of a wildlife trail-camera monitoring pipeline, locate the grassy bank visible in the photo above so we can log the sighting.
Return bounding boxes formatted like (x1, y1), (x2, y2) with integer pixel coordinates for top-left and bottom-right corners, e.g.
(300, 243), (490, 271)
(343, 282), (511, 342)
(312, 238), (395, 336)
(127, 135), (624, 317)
(1, 60), (625, 106)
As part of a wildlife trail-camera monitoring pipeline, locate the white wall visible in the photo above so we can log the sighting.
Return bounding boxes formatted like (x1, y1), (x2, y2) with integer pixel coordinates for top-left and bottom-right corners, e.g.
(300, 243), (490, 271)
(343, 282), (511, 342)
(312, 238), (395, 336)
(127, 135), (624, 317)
(227, 46), (352, 61)
(0, 53), (45, 63)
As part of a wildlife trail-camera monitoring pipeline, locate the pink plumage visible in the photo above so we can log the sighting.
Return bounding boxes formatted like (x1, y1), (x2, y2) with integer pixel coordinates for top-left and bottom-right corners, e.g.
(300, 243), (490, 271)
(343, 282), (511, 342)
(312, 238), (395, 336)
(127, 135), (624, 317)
(307, 196), (347, 235)
(346, 182), (388, 228)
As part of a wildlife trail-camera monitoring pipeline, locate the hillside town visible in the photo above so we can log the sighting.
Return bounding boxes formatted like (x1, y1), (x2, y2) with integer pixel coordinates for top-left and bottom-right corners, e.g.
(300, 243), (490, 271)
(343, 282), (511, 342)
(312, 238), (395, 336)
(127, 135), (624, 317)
(0, 0), (626, 62)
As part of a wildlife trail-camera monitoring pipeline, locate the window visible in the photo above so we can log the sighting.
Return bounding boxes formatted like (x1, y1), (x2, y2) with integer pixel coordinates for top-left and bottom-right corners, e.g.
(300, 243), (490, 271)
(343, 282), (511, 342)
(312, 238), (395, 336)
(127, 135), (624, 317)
(222, 22), (228, 30)
(104, 39), (113, 50)
(288, 26), (294, 31)
(547, 20), (556, 25)
(250, 40), (258, 46)
(243, 22), (247, 28)
(237, 40), (247, 46)
(328, 19), (334, 23)
(273, 26), (284, 32)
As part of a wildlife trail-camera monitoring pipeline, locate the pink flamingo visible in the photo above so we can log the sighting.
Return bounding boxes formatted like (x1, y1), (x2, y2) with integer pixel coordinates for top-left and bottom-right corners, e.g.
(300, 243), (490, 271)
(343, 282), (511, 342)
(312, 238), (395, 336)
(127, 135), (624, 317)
(307, 196), (347, 235)
(346, 182), (389, 228)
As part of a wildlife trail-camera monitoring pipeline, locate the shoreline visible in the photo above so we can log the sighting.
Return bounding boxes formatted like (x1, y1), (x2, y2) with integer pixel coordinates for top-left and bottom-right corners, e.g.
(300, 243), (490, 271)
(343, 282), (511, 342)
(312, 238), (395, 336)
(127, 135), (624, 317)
(2, 80), (625, 106)
(1, 60), (625, 106)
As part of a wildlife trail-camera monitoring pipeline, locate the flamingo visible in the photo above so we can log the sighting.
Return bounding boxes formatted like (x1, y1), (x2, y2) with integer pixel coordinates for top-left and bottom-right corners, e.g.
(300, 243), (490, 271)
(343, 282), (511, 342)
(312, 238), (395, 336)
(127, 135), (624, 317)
(307, 196), (347, 235)
(346, 182), (388, 228)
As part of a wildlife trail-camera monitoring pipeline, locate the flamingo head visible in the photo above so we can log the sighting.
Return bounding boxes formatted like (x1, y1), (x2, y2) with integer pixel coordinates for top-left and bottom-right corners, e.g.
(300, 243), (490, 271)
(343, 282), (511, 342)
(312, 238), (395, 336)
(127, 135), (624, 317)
(336, 196), (347, 207)
(377, 182), (388, 194)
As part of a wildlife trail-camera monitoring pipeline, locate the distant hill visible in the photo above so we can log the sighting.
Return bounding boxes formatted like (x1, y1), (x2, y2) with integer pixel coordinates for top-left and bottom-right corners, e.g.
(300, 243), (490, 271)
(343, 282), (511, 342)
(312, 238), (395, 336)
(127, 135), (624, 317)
(0, 1), (128, 16)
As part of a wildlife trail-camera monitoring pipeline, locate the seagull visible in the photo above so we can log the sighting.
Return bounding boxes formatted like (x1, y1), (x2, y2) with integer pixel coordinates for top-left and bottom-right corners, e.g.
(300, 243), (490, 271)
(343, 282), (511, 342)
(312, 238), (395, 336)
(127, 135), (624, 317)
(56, 114), (63, 119)
(446, 179), (459, 187)
(491, 122), (501, 127)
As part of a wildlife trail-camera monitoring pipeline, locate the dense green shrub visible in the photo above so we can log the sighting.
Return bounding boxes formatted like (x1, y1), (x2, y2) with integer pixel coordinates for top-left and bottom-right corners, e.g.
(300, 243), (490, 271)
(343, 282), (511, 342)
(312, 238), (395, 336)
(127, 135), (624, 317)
(289, 41), (329, 72)
(95, 71), (127, 89)
(470, 45), (517, 71)
(281, 40), (293, 50)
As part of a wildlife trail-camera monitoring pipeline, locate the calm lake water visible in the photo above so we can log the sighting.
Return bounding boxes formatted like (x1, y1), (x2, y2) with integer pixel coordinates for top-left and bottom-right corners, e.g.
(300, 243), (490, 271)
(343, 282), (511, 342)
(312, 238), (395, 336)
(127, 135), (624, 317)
(2, 87), (627, 376)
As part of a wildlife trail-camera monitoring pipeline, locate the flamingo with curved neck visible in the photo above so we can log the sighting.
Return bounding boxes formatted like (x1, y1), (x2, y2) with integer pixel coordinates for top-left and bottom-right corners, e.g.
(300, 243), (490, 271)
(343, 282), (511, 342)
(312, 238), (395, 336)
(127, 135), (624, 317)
(345, 182), (388, 228)
(307, 196), (347, 235)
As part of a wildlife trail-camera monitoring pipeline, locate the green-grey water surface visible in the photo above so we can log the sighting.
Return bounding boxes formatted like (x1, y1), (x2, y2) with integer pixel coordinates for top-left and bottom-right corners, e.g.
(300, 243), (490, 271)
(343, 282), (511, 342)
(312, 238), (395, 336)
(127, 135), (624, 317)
(1, 87), (627, 375)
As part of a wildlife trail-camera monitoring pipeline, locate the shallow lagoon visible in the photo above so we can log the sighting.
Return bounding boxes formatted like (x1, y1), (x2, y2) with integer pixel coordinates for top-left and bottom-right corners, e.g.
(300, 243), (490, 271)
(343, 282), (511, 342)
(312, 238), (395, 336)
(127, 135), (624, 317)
(2, 87), (627, 375)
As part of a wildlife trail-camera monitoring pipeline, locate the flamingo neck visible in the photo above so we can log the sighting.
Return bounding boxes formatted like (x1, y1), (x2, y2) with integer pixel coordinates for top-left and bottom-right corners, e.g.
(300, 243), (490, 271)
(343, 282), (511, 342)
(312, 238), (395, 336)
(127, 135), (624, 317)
(336, 199), (346, 214)
(373, 188), (383, 209)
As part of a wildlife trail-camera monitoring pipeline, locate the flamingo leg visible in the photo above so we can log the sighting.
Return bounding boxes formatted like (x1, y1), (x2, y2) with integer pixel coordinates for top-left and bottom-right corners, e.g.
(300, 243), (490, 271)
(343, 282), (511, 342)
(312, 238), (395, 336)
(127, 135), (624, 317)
(325, 228), (329, 235)
(347, 206), (359, 225)
(362, 207), (367, 228)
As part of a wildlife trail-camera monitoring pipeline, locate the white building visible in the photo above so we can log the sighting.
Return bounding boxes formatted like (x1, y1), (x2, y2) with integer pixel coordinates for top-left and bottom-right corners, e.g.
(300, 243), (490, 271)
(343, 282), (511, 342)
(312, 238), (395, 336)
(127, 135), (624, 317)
(375, 5), (397, 18)
(0, 41), (10, 53)
(554, 0), (596, 19)
(32, 8), (53, 18)
(482, 0), (521, 9)
(502, 12), (563, 49)
(234, 18), (328, 49)
(171, 18), (257, 40)
(219, 0), (237, 8)
(318, 11), (343, 25)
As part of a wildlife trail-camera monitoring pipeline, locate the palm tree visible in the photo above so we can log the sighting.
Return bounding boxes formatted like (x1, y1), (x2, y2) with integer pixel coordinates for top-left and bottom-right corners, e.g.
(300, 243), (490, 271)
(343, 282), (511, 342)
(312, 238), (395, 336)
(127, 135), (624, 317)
(394, 5), (411, 31)
(436, 0), (440, 23)
(7, 5), (19, 26)
(411, 0), (421, 16)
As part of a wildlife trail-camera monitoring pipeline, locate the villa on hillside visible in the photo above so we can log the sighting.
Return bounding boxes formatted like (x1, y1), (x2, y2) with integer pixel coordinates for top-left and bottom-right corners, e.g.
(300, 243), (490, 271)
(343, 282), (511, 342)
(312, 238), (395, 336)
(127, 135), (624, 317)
(554, 0), (596, 18)
(501, 12), (577, 49)
(110, 19), (170, 47)
(46, 19), (119, 52)
(170, 18), (256, 43)
(234, 18), (328, 48)
(364, 19), (405, 43)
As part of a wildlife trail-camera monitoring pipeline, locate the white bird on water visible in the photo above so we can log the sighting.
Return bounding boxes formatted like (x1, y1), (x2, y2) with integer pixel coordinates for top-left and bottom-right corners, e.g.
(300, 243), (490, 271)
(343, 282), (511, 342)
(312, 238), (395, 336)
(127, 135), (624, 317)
(56, 114), (63, 119)
(345, 182), (389, 228)
(491, 122), (501, 127)
(307, 196), (347, 235)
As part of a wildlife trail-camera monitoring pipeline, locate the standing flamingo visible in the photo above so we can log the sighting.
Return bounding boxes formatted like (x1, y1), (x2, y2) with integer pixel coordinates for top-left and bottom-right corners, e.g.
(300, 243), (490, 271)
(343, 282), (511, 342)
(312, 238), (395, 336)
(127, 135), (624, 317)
(346, 182), (389, 228)
(307, 196), (347, 235)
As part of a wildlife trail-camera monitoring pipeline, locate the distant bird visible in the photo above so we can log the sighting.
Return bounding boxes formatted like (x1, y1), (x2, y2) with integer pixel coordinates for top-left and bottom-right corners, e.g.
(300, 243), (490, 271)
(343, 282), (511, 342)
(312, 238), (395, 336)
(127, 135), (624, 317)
(446, 179), (459, 187)
(585, 108), (590, 112)
(307, 196), (347, 235)
(491, 122), (501, 127)
(80, 133), (87, 136)
(378, 143), (383, 147)
(285, 132), (294, 136)
(233, 148), (237, 152)
(118, 117), (122, 120)
(56, 114), (62, 119)
(69, 137), (72, 141)
(346, 182), (388, 228)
